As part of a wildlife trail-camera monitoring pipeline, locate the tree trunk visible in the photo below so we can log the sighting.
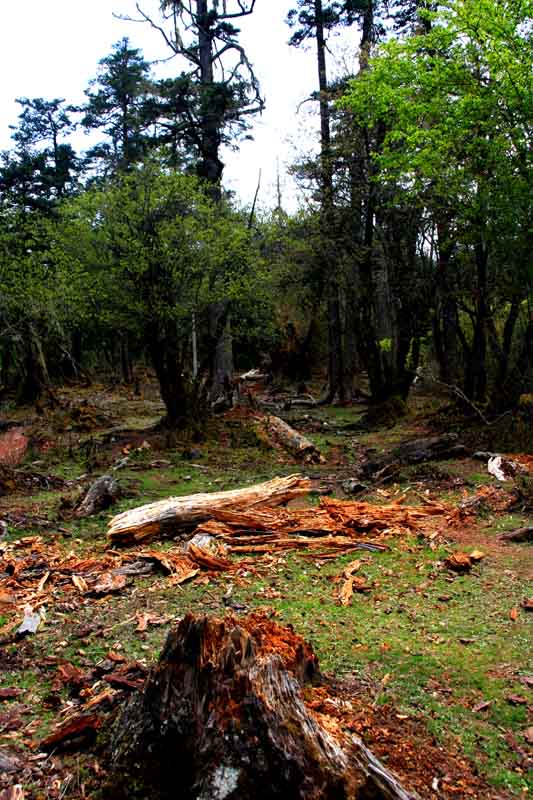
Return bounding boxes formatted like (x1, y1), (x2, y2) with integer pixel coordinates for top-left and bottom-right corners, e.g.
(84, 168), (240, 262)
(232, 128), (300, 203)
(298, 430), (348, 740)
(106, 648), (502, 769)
(74, 474), (122, 518)
(19, 323), (50, 404)
(315, 0), (345, 403)
(209, 301), (234, 406)
(259, 415), (324, 463)
(466, 241), (488, 402)
(120, 334), (133, 384)
(148, 327), (188, 429)
(107, 613), (419, 800)
(434, 219), (459, 385)
(197, 0), (224, 192)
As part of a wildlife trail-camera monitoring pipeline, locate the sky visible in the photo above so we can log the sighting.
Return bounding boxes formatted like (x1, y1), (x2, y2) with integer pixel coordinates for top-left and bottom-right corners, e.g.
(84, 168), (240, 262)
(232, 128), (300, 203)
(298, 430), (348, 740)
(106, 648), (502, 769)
(0, 1), (358, 211)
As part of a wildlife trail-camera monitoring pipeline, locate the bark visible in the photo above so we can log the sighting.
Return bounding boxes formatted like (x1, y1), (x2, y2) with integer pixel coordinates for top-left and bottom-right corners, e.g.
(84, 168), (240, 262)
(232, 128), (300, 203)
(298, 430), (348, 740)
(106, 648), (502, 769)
(499, 526), (533, 543)
(362, 434), (468, 478)
(74, 475), (122, 519)
(107, 613), (418, 800)
(107, 474), (311, 545)
(197, 0), (224, 191)
(434, 219), (459, 385)
(259, 415), (324, 463)
(314, 0), (345, 403)
(465, 242), (488, 402)
(19, 323), (50, 404)
(148, 328), (189, 429)
(209, 301), (234, 406)
(120, 334), (133, 384)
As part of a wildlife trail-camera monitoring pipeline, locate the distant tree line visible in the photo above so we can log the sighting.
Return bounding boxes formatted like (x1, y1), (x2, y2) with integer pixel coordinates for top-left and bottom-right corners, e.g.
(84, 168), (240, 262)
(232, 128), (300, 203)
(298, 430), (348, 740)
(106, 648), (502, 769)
(0, 0), (531, 426)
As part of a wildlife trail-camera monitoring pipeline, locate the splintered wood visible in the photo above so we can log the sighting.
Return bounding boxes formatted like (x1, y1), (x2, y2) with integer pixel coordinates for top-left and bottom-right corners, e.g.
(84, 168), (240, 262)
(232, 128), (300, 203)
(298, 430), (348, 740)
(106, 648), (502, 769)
(108, 612), (418, 800)
(195, 495), (447, 558)
(107, 474), (311, 545)
(108, 474), (448, 560)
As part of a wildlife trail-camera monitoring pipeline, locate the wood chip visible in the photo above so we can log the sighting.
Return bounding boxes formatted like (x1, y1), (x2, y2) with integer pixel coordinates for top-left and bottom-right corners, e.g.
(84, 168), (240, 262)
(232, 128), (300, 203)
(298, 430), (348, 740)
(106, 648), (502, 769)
(506, 694), (528, 705)
(91, 573), (128, 596)
(72, 575), (89, 593)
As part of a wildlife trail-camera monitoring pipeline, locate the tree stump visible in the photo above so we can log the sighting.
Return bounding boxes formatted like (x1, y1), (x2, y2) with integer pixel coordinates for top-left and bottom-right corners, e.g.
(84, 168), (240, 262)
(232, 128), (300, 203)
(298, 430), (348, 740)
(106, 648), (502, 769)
(107, 613), (418, 800)
(74, 474), (122, 518)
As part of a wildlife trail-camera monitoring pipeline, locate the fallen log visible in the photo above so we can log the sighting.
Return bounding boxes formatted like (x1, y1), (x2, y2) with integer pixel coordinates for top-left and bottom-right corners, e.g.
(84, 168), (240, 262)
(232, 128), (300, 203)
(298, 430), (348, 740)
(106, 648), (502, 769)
(500, 525), (533, 543)
(259, 415), (324, 463)
(362, 434), (469, 479)
(107, 613), (418, 800)
(75, 474), (122, 518)
(107, 474), (311, 545)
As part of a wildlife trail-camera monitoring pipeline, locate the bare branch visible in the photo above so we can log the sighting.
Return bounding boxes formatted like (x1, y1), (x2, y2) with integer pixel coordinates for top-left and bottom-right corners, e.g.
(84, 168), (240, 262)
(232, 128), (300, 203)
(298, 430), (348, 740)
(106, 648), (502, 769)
(218, 0), (257, 19)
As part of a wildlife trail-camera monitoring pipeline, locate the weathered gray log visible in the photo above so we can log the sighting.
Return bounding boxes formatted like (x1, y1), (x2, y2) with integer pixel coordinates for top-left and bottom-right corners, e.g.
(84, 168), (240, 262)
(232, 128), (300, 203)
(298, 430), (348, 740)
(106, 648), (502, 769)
(500, 526), (533, 543)
(107, 474), (311, 545)
(107, 613), (418, 800)
(74, 474), (122, 518)
(362, 434), (468, 479)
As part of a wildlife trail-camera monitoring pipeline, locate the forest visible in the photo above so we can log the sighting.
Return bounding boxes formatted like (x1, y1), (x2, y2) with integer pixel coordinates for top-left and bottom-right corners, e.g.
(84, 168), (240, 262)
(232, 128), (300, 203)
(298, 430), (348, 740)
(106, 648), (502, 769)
(0, 1), (531, 799)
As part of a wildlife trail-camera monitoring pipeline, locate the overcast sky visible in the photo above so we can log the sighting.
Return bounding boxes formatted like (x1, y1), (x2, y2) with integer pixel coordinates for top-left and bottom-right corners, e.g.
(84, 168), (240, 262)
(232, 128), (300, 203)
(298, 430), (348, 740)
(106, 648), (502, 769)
(0, 1), (358, 211)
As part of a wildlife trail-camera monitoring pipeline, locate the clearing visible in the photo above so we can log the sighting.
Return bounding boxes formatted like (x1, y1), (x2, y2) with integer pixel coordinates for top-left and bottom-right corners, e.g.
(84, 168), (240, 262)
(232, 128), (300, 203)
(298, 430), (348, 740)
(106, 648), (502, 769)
(0, 380), (531, 799)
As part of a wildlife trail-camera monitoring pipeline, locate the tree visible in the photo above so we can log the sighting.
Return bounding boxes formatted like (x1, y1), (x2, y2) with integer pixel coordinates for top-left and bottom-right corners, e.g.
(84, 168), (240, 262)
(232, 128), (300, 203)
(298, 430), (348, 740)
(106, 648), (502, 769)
(82, 38), (153, 176)
(0, 98), (79, 214)
(10, 97), (79, 201)
(129, 1), (264, 400)
(342, 0), (533, 407)
(0, 205), (88, 401)
(58, 164), (258, 427)
(287, 1), (353, 402)
(135, 1), (264, 192)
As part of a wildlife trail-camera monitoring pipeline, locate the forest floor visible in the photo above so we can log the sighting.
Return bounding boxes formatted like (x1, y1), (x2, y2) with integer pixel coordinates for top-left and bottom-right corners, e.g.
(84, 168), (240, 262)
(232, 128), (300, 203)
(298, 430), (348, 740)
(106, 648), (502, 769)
(0, 378), (531, 799)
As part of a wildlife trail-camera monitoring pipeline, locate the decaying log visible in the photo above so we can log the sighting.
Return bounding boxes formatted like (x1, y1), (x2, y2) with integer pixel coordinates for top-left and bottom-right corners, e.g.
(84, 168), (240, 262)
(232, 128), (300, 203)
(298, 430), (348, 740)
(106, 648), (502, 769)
(500, 525), (533, 543)
(259, 415), (324, 463)
(107, 474), (311, 545)
(108, 613), (418, 800)
(75, 474), (122, 518)
(362, 434), (468, 479)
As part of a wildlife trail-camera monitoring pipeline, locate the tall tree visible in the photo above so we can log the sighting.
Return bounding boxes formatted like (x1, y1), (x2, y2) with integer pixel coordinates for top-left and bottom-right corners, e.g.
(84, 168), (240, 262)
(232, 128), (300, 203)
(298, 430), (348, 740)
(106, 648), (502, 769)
(131, 1), (264, 400)
(342, 0), (533, 407)
(82, 38), (153, 175)
(2, 97), (79, 209)
(134, 1), (263, 193)
(287, 1), (355, 402)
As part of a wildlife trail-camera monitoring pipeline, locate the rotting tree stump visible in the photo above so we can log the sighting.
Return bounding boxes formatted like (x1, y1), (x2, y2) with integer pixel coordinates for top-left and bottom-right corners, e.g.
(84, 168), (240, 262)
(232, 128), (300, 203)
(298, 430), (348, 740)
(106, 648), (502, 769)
(74, 474), (122, 518)
(107, 613), (418, 800)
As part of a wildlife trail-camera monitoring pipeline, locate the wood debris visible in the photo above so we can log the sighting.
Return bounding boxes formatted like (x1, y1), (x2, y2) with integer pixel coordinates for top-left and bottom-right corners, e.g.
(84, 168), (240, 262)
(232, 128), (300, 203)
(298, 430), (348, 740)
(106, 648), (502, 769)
(500, 525), (533, 543)
(107, 474), (311, 545)
(1, 479), (451, 636)
(443, 549), (486, 573)
(194, 494), (448, 559)
(74, 474), (122, 518)
(258, 414), (324, 463)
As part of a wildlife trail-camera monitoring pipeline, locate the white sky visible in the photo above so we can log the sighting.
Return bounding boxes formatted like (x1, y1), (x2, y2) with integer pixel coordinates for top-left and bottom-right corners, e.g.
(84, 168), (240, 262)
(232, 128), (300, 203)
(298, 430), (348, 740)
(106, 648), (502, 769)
(0, 0), (358, 211)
